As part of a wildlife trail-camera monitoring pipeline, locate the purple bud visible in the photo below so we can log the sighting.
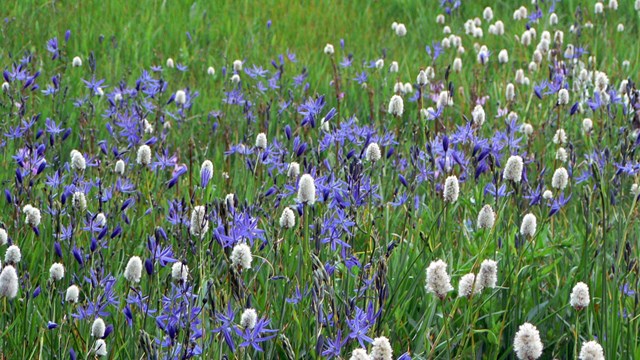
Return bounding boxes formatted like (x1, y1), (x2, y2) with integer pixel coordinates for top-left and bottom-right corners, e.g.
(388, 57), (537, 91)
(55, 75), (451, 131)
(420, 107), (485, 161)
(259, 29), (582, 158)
(296, 143), (307, 156)
(386, 146), (395, 158)
(443, 135), (449, 153)
(399, 174), (408, 187)
(570, 102), (580, 115)
(90, 238), (98, 252)
(155, 227), (167, 241)
(15, 169), (22, 184)
(285, 125), (292, 140)
(264, 186), (277, 197)
(347, 149), (356, 159)
(36, 161), (46, 175)
(62, 128), (71, 141)
(36, 129), (43, 139)
(103, 325), (113, 338)
(111, 225), (122, 239)
(145, 258), (154, 275)
(70, 348), (76, 360)
(54, 242), (62, 258)
(65, 30), (71, 42)
(47, 321), (58, 330)
(3, 70), (9, 82)
(145, 137), (158, 145)
(267, 19), (272, 29)
(72, 247), (84, 266)
(121, 198), (134, 211)
(4, 189), (12, 204)
(32, 286), (41, 298)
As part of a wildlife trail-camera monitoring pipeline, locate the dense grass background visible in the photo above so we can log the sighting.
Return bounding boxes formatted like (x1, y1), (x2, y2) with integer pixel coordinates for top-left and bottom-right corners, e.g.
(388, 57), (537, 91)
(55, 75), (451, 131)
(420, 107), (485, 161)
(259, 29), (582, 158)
(0, 0), (639, 359)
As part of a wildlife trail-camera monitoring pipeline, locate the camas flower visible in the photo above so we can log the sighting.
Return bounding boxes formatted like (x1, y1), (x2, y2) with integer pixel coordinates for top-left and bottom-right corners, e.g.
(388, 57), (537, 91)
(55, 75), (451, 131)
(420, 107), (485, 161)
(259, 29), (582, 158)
(513, 323), (543, 360)
(425, 259), (453, 300)
(570, 282), (590, 310)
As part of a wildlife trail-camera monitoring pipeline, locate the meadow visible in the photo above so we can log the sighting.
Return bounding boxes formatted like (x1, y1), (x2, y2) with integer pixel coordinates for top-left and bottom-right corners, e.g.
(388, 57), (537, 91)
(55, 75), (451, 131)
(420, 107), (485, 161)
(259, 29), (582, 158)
(0, 0), (639, 359)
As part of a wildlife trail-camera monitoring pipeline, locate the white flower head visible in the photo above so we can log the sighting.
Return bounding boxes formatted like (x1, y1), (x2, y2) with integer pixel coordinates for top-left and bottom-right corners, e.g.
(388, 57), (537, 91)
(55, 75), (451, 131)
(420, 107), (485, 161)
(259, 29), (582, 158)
(5, 244), (21, 264)
(207, 66), (215, 76)
(287, 162), (300, 178)
(513, 322), (543, 360)
(190, 205), (209, 239)
(255, 133), (267, 149)
(425, 259), (454, 300)
(279, 207), (296, 229)
(556, 147), (568, 163)
(558, 88), (570, 105)
(582, 118), (593, 134)
(91, 317), (106, 337)
(472, 105), (485, 126)
(443, 175), (459, 203)
(478, 259), (498, 290)
(171, 261), (189, 282)
(65, 285), (80, 303)
(389, 61), (399, 73)
(70, 150), (86, 171)
(324, 43), (335, 55)
(370, 336), (393, 360)
(388, 95), (404, 116)
(72, 56), (82, 67)
(458, 273), (480, 297)
(570, 282), (590, 310)
(166, 58), (175, 68)
(49, 263), (65, 281)
(520, 213), (537, 238)
(298, 174), (316, 205)
(551, 167), (569, 190)
(72, 191), (87, 213)
(0, 265), (18, 299)
(395, 23), (407, 36)
(0, 229), (7, 246)
(579, 341), (604, 360)
(233, 59), (243, 71)
(136, 145), (151, 166)
(114, 159), (126, 175)
(349, 348), (371, 360)
(94, 339), (107, 357)
(124, 256), (143, 283)
(240, 308), (258, 329)
(365, 142), (382, 162)
(231, 242), (253, 270)
(175, 90), (186, 105)
(503, 155), (524, 183)
(477, 204), (496, 229)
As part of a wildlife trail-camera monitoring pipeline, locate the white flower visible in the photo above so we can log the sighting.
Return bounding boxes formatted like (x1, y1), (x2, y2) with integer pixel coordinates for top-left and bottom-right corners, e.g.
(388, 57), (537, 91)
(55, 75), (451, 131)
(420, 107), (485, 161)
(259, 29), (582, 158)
(287, 162), (300, 178)
(279, 207), (296, 229)
(23, 205), (41, 227)
(503, 155), (524, 183)
(458, 273), (479, 297)
(477, 204), (495, 229)
(114, 159), (125, 175)
(231, 74), (241, 83)
(171, 261), (189, 282)
(0, 229), (7, 246)
(231, 242), (253, 270)
(553, 129), (567, 144)
(570, 282), (590, 310)
(437, 90), (452, 108)
(91, 318), (106, 337)
(349, 348), (371, 360)
(233, 59), (243, 71)
(200, 160), (213, 182)
(175, 90), (186, 105)
(136, 145), (151, 166)
(520, 213), (537, 238)
(395, 23), (407, 36)
(389, 61), (399, 73)
(49, 263), (65, 281)
(5, 244), (21, 264)
(582, 118), (593, 133)
(365, 142), (382, 162)
(224, 193), (235, 211)
(417, 70), (429, 86)
(94, 339), (107, 357)
(472, 105), (485, 126)
(453, 58), (462, 72)
(557, 89), (570, 105)
(72, 191), (87, 213)
(549, 13), (558, 25)
(70, 150), (86, 171)
(513, 323), (543, 360)
(506, 83), (516, 101)
(65, 285), (80, 303)
(543, 190), (553, 199)
(498, 49), (509, 64)
(556, 147), (568, 163)
(551, 167), (569, 190)
(483, 7), (494, 21)
(370, 336), (393, 360)
(632, 183), (640, 198)
(1, 82), (9, 92)
(388, 95), (404, 116)
(124, 256), (143, 283)
(436, 14), (445, 24)
(579, 341), (604, 360)
(298, 174), (316, 205)
(324, 43), (335, 55)
(166, 58), (175, 68)
(609, 0), (618, 10)
(617, 23), (624, 32)
(0, 265), (18, 299)
(478, 259), (498, 290)
(595, 71), (609, 92)
(240, 308), (258, 329)
(374, 59), (384, 69)
(190, 206), (209, 238)
(443, 175), (459, 203)
(72, 56), (82, 67)
(255, 133), (267, 149)
(425, 259), (454, 299)
(207, 66), (215, 76)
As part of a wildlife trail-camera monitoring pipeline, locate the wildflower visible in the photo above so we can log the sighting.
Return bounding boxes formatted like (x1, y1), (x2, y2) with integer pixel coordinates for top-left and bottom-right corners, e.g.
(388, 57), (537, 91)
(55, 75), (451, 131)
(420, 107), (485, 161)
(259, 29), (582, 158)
(498, 49), (509, 64)
(553, 129), (567, 145)
(136, 145), (151, 165)
(207, 66), (215, 76)
(389, 61), (399, 73)
(287, 162), (300, 178)
(175, 90), (186, 105)
(395, 23), (407, 36)
(255, 133), (267, 149)
(520, 213), (537, 238)
(65, 285), (80, 303)
(72, 56), (82, 67)
(233, 59), (243, 71)
(91, 318), (106, 337)
(388, 95), (404, 116)
(72, 191), (87, 213)
(483, 7), (493, 21)
(365, 142), (382, 162)
(200, 160), (213, 186)
(503, 155), (524, 183)
(522, 123), (534, 136)
(324, 44), (335, 55)
(570, 282), (590, 310)
(231, 242), (252, 270)
(350, 349), (370, 360)
(425, 259), (453, 300)
(1, 82), (9, 92)
(458, 273), (479, 297)
(436, 14), (445, 24)
(417, 70), (429, 86)
(632, 184), (640, 198)
(70, 150), (86, 171)
(478, 259), (498, 290)
(437, 90), (452, 108)
(49, 263), (65, 281)
(0, 265), (18, 299)
(556, 148), (568, 163)
(370, 336), (393, 360)
(472, 105), (485, 126)
(506, 83), (515, 101)
(551, 167), (569, 190)
(279, 207), (296, 229)
(190, 205), (209, 238)
(23, 205), (41, 227)
(579, 341), (604, 360)
(374, 59), (384, 69)
(443, 175), (459, 203)
(166, 58), (175, 68)
(543, 190), (553, 200)
(115, 160), (125, 175)
(124, 256), (143, 283)
(231, 74), (241, 83)
(0, 229), (7, 246)
(171, 261), (189, 282)
(617, 23), (624, 32)
(95, 213), (106, 227)
(5, 245), (21, 264)
(558, 89), (570, 105)
(240, 308), (258, 329)
(298, 174), (316, 205)
(94, 339), (107, 357)
(609, 0), (618, 10)
(477, 204), (495, 229)
(513, 323), (543, 360)
(549, 13), (558, 26)
(453, 58), (462, 72)
(224, 193), (235, 211)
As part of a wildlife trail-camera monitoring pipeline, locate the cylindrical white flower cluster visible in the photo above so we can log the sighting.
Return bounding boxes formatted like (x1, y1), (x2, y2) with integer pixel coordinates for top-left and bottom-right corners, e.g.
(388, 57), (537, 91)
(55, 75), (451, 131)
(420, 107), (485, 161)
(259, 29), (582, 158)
(425, 259), (454, 299)
(513, 322), (543, 360)
(231, 242), (253, 271)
